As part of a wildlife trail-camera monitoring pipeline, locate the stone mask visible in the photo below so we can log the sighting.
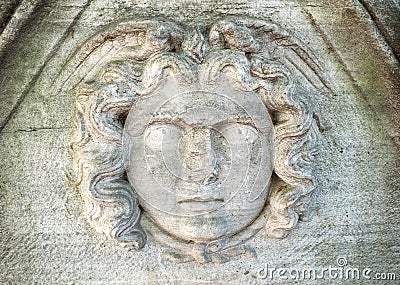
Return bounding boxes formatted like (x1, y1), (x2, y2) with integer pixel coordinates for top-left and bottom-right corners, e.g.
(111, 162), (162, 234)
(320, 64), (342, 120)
(123, 74), (274, 241)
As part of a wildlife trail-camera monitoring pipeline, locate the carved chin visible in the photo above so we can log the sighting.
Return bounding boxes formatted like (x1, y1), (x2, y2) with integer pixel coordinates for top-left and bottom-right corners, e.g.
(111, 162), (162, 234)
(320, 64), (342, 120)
(140, 194), (268, 242)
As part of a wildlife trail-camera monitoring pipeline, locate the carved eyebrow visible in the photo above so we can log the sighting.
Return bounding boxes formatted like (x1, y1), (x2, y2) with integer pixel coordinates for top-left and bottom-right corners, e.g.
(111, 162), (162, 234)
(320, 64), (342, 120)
(148, 117), (191, 129)
(214, 117), (254, 125)
(213, 117), (258, 131)
(148, 115), (275, 137)
(215, 117), (273, 134)
(149, 116), (261, 130)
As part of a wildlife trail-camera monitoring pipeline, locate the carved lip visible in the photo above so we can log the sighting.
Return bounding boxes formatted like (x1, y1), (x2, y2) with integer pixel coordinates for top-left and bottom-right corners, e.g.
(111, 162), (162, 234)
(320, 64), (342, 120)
(178, 197), (224, 212)
(178, 197), (224, 203)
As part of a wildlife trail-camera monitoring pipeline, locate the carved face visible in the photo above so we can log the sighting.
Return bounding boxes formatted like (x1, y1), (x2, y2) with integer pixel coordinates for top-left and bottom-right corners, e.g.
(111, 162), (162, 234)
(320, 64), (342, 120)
(123, 76), (273, 241)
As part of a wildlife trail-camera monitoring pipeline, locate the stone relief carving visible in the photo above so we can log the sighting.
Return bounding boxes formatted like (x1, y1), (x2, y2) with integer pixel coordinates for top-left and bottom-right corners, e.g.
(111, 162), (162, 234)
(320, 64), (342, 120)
(61, 18), (324, 263)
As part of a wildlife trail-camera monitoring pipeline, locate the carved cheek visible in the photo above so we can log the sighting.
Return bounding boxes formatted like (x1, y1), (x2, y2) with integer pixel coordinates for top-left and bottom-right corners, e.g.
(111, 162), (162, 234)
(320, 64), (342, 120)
(218, 123), (271, 201)
(143, 123), (185, 181)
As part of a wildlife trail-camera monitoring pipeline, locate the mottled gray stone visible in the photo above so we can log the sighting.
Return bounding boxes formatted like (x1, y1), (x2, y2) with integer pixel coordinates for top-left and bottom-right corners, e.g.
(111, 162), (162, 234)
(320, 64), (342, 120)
(0, 0), (399, 284)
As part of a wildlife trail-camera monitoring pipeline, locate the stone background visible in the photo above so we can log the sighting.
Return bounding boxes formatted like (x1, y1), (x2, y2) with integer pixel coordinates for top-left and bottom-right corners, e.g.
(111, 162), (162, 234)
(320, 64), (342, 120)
(0, 0), (399, 284)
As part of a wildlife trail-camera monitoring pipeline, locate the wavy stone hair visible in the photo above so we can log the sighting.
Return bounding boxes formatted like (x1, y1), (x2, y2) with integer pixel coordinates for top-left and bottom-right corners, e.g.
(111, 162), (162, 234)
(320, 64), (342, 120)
(202, 49), (320, 239)
(63, 18), (322, 251)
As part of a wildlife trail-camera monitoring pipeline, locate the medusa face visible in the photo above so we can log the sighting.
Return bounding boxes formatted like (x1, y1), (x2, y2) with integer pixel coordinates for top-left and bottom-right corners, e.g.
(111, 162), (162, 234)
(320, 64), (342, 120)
(123, 76), (273, 242)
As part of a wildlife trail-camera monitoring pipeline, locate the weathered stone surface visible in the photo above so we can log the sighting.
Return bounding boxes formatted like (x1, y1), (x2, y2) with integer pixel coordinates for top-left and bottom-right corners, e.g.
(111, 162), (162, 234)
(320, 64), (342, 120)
(0, 0), (399, 284)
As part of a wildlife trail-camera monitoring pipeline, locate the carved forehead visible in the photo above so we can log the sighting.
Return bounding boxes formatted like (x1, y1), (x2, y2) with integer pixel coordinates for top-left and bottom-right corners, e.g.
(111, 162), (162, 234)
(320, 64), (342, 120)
(153, 91), (269, 125)
(125, 76), (273, 137)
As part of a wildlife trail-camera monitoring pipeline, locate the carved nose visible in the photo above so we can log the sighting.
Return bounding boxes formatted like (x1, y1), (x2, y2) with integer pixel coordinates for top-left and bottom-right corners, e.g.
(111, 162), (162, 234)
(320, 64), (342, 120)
(180, 127), (219, 183)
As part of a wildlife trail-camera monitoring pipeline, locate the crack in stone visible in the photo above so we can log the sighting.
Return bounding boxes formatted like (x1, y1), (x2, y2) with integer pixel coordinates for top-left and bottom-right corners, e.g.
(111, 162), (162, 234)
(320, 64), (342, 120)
(1, 126), (68, 133)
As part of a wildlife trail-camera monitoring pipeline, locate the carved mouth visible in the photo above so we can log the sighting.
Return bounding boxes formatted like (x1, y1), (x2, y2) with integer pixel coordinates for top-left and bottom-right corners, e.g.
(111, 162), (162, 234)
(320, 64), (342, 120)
(178, 197), (224, 203)
(178, 197), (224, 212)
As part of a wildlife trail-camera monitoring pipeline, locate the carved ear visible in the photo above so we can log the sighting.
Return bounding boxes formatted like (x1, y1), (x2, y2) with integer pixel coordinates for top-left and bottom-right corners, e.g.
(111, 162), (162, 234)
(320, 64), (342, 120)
(52, 19), (185, 95)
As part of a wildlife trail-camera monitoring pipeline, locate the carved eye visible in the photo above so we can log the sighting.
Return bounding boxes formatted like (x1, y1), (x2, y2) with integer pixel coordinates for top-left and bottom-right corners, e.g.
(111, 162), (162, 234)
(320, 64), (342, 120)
(217, 122), (259, 145)
(144, 123), (184, 150)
